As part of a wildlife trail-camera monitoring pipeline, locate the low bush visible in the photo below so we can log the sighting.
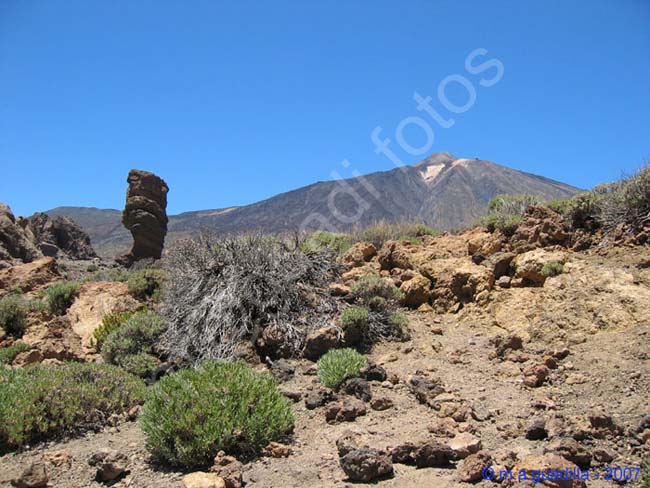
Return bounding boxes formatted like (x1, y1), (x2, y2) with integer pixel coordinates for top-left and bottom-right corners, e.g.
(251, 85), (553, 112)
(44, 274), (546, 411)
(139, 361), (294, 468)
(340, 306), (369, 331)
(90, 311), (133, 350)
(317, 348), (366, 388)
(481, 194), (540, 236)
(119, 352), (159, 378)
(350, 275), (404, 311)
(353, 220), (440, 249)
(301, 231), (353, 255)
(0, 342), (31, 365)
(128, 269), (166, 300)
(599, 163), (650, 232)
(0, 295), (27, 336)
(541, 261), (564, 278)
(43, 281), (79, 315)
(642, 459), (650, 488)
(0, 363), (146, 451)
(101, 311), (166, 367)
(162, 232), (339, 363)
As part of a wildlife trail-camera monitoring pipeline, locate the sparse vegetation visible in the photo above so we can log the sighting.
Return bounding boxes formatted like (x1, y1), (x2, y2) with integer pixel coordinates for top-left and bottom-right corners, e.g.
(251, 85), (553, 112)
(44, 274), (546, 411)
(541, 261), (564, 278)
(101, 311), (166, 371)
(0, 363), (146, 451)
(90, 311), (133, 350)
(641, 459), (650, 488)
(481, 194), (540, 236)
(599, 163), (650, 233)
(352, 220), (440, 248)
(139, 361), (294, 468)
(161, 232), (339, 363)
(43, 281), (80, 315)
(128, 269), (166, 300)
(301, 231), (353, 255)
(0, 342), (31, 365)
(347, 275), (409, 343)
(0, 295), (28, 337)
(317, 348), (366, 388)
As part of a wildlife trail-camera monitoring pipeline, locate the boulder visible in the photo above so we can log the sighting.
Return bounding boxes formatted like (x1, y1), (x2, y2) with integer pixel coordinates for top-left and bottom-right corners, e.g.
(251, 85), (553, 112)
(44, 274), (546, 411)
(482, 252), (515, 279)
(303, 326), (340, 360)
(26, 212), (97, 260)
(0, 203), (42, 268)
(370, 396), (394, 411)
(183, 472), (226, 488)
(118, 169), (169, 266)
(341, 243), (376, 267)
(377, 240), (413, 270)
(339, 448), (393, 482)
(512, 249), (567, 287)
(399, 272), (432, 308)
(515, 454), (587, 488)
(66, 281), (140, 354)
(511, 205), (571, 252)
(523, 364), (551, 388)
(413, 442), (455, 467)
(0, 257), (60, 293)
(458, 451), (492, 483)
(325, 398), (367, 423)
(88, 449), (129, 482)
(547, 438), (592, 468)
(448, 432), (482, 459)
(339, 377), (372, 402)
(210, 451), (242, 488)
(10, 461), (48, 488)
(418, 257), (494, 312)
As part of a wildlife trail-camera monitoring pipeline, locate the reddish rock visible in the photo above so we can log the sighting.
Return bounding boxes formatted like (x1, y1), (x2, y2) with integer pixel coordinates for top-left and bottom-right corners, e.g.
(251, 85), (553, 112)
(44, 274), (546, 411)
(458, 451), (492, 483)
(523, 364), (551, 387)
(377, 241), (413, 270)
(339, 448), (393, 482)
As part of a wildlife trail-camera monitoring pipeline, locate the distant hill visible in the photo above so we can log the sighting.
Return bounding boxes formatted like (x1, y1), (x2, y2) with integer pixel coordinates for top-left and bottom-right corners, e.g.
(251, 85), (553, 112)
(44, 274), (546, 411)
(46, 152), (581, 257)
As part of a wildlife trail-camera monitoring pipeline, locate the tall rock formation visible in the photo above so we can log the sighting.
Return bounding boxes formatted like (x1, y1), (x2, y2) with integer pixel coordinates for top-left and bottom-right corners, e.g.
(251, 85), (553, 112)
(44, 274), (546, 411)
(118, 169), (169, 266)
(0, 204), (42, 268)
(27, 213), (97, 260)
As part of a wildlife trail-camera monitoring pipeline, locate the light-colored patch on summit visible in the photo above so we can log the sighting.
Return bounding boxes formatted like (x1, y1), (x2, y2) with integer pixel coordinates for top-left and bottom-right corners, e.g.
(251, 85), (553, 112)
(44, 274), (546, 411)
(419, 163), (446, 184)
(452, 158), (474, 168)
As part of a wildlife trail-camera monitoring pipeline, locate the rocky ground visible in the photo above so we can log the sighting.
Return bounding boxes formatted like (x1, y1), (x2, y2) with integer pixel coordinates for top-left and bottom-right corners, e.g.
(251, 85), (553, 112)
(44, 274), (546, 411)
(1, 207), (649, 488)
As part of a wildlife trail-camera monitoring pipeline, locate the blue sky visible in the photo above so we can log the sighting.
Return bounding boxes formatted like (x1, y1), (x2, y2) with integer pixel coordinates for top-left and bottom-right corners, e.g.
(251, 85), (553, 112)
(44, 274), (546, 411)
(1, 0), (649, 216)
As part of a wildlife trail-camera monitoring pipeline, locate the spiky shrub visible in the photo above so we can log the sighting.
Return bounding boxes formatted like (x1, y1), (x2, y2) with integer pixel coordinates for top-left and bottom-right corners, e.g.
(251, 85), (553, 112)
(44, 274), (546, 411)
(599, 163), (650, 232)
(43, 281), (79, 315)
(0, 295), (27, 337)
(0, 342), (31, 365)
(317, 348), (366, 388)
(90, 311), (133, 350)
(301, 231), (353, 255)
(161, 232), (339, 363)
(541, 261), (564, 278)
(128, 269), (166, 300)
(101, 311), (165, 367)
(348, 275), (408, 343)
(481, 194), (540, 236)
(0, 363), (146, 451)
(140, 361), (294, 468)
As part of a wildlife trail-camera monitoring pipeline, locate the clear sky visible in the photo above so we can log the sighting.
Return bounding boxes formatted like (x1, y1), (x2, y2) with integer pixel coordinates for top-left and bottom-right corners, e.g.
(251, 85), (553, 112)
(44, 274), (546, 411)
(1, 0), (649, 216)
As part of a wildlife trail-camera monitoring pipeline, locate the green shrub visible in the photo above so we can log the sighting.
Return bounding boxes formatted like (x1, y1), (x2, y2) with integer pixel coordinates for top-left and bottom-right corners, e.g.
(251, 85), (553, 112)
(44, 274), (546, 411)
(399, 235), (422, 245)
(541, 261), (564, 278)
(0, 295), (27, 336)
(101, 311), (166, 366)
(341, 306), (369, 330)
(128, 269), (166, 300)
(350, 275), (404, 310)
(414, 224), (441, 237)
(43, 281), (79, 315)
(90, 311), (133, 350)
(481, 194), (540, 236)
(140, 361), (294, 468)
(317, 348), (366, 388)
(0, 342), (31, 365)
(642, 459), (650, 488)
(389, 312), (409, 328)
(0, 363), (146, 451)
(119, 352), (158, 378)
(301, 231), (353, 255)
(546, 199), (571, 215)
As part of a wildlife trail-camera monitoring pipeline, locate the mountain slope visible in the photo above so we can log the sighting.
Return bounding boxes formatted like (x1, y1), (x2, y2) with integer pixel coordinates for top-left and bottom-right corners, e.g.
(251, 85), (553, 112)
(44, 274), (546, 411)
(46, 153), (581, 257)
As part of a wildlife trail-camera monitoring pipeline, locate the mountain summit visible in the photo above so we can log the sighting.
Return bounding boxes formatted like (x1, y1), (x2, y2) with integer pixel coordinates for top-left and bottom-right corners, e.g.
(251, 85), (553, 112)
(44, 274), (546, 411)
(46, 153), (580, 257)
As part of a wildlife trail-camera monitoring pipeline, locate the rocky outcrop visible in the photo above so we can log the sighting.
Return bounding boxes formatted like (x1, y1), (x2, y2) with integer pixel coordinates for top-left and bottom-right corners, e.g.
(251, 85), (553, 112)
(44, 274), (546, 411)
(118, 170), (169, 266)
(0, 257), (61, 294)
(511, 205), (571, 252)
(0, 204), (42, 268)
(26, 212), (97, 260)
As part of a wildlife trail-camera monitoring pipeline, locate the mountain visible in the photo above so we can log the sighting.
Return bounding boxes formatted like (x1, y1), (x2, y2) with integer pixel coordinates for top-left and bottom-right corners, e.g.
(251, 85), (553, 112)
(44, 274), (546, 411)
(46, 153), (581, 257)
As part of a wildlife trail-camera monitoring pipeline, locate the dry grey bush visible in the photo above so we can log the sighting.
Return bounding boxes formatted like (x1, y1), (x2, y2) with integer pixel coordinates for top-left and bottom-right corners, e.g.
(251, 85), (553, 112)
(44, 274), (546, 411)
(599, 163), (650, 232)
(160, 232), (340, 363)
